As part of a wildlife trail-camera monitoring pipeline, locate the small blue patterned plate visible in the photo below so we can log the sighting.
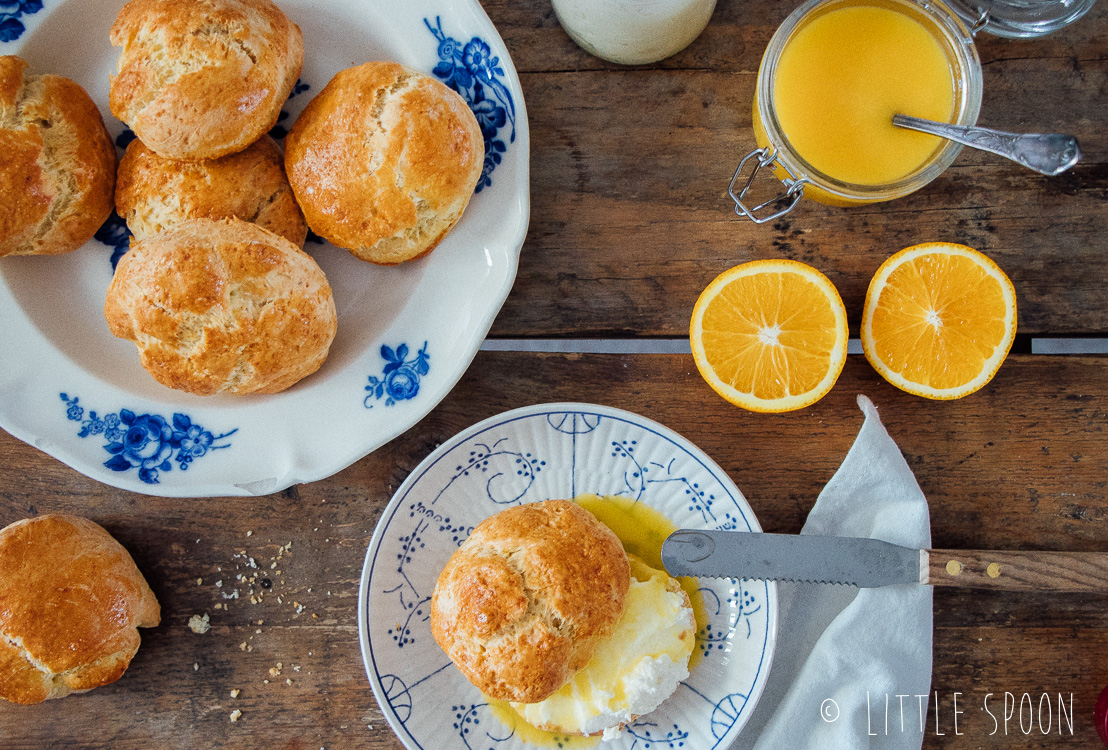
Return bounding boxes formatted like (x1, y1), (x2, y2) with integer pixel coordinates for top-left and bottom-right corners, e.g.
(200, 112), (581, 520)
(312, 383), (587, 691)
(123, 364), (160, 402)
(0, 0), (528, 496)
(358, 403), (778, 750)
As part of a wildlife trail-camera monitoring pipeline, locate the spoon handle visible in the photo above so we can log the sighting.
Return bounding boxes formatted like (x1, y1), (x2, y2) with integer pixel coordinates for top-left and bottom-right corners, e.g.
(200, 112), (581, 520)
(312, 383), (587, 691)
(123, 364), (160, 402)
(892, 114), (1081, 176)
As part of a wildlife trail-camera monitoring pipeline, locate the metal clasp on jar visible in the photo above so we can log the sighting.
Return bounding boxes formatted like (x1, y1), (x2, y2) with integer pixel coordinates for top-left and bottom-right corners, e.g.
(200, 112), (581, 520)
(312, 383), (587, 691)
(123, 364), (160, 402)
(729, 147), (808, 224)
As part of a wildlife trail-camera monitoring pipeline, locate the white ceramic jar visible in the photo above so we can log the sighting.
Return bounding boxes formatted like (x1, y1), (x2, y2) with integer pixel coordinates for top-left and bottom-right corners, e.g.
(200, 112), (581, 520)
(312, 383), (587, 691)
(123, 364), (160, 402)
(552, 0), (718, 65)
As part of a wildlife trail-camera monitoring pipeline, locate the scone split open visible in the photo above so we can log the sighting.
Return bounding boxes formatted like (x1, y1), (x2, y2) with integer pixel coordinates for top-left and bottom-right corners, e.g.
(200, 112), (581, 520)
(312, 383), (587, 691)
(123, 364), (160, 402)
(430, 498), (697, 740)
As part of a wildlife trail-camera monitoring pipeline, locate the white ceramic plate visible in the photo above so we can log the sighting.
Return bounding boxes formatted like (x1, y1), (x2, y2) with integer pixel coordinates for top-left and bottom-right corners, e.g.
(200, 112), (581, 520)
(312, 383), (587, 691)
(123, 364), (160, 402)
(359, 403), (778, 750)
(0, 0), (529, 496)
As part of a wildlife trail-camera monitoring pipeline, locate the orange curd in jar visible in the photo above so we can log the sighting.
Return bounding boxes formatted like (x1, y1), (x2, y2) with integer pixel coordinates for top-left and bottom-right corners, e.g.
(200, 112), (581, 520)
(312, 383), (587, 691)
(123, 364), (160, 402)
(736, 0), (982, 218)
(772, 4), (955, 185)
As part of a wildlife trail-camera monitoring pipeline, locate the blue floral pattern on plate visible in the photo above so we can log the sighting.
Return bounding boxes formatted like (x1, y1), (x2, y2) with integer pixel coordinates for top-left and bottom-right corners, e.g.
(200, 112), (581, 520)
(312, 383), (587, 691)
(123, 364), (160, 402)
(365, 342), (430, 408)
(429, 437), (545, 508)
(94, 211), (131, 270)
(61, 394), (236, 485)
(0, 0), (44, 43)
(93, 129), (138, 268)
(426, 16), (515, 192)
(268, 78), (311, 140)
(361, 404), (776, 750)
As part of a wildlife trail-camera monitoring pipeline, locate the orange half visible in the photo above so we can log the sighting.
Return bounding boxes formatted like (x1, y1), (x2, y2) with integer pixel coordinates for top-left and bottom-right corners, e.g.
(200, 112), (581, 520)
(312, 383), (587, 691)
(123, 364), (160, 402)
(861, 242), (1017, 399)
(690, 259), (849, 413)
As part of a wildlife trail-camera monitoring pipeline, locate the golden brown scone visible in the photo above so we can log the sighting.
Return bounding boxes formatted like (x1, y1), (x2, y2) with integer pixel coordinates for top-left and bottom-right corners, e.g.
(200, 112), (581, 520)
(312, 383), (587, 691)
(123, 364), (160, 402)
(0, 55), (116, 257)
(109, 0), (303, 160)
(430, 500), (630, 703)
(0, 514), (160, 705)
(285, 61), (484, 265)
(115, 135), (307, 245)
(104, 217), (337, 395)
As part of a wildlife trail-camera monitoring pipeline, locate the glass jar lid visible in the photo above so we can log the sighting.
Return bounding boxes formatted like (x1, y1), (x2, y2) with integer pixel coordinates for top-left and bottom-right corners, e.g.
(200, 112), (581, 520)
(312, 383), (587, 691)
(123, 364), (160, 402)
(943, 0), (1096, 37)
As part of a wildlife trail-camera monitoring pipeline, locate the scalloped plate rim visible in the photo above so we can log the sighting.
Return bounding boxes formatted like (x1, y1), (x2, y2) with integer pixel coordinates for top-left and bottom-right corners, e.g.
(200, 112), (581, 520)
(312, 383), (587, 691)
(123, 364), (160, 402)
(357, 402), (779, 750)
(0, 0), (530, 497)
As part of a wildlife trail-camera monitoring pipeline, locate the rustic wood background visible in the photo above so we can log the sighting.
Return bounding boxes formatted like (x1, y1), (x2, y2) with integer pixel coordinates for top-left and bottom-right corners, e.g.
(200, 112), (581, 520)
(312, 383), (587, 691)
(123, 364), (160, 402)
(489, 0), (1108, 339)
(3, 355), (1108, 749)
(2, 0), (1107, 748)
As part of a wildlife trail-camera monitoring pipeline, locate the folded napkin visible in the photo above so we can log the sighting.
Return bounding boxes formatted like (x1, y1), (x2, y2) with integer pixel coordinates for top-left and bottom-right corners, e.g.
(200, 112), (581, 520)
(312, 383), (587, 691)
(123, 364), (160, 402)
(735, 394), (933, 750)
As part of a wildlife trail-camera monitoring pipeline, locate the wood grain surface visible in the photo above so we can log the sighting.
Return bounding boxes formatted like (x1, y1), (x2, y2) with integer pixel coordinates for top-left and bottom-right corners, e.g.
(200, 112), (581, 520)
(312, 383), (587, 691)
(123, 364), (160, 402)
(2, 353), (1108, 749)
(483, 0), (1108, 338)
(2, 0), (1107, 748)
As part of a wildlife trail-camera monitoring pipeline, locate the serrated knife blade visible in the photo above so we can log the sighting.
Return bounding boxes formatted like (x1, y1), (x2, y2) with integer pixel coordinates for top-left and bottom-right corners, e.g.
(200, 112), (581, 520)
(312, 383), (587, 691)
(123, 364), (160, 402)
(661, 529), (924, 587)
(662, 530), (1108, 592)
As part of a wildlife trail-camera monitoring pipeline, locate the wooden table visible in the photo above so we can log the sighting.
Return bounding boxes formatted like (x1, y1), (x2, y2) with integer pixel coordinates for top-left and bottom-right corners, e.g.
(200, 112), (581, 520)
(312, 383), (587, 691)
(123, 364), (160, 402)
(2, 0), (1106, 748)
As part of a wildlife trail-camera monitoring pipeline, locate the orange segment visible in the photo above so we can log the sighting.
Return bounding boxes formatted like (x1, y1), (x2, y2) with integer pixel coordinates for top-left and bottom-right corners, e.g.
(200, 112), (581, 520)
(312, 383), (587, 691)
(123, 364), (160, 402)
(861, 242), (1017, 399)
(690, 259), (849, 413)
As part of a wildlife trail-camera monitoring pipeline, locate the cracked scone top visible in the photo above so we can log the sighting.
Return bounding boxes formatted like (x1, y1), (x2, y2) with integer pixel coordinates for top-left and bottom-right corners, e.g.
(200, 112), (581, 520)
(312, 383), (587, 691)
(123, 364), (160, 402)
(115, 135), (307, 246)
(104, 217), (337, 395)
(284, 61), (484, 265)
(0, 515), (160, 705)
(430, 500), (631, 704)
(109, 0), (303, 160)
(0, 55), (116, 257)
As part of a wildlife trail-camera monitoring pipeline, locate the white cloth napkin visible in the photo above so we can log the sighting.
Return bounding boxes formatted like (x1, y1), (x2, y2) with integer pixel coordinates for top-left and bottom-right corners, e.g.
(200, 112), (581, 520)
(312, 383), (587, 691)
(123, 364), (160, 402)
(734, 394), (933, 750)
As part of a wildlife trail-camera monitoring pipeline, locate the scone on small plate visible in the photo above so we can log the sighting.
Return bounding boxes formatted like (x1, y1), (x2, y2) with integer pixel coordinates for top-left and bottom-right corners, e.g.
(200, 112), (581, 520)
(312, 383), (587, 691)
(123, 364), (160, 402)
(285, 61), (484, 265)
(109, 0), (303, 160)
(0, 55), (116, 258)
(431, 499), (696, 739)
(0, 514), (160, 704)
(104, 217), (336, 396)
(115, 135), (307, 246)
(431, 500), (630, 704)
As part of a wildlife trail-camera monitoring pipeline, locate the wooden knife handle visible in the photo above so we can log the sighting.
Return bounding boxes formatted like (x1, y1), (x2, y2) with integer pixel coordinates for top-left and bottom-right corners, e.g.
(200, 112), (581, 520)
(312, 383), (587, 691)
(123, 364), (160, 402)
(926, 549), (1108, 592)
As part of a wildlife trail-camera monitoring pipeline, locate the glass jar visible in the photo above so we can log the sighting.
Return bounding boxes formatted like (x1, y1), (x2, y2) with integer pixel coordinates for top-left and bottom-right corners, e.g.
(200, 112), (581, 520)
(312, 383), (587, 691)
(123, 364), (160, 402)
(731, 0), (983, 222)
(944, 0), (1098, 38)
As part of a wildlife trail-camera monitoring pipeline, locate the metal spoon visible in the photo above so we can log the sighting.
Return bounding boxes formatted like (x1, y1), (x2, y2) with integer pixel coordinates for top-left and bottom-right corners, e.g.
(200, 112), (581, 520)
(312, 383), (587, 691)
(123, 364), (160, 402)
(892, 114), (1081, 176)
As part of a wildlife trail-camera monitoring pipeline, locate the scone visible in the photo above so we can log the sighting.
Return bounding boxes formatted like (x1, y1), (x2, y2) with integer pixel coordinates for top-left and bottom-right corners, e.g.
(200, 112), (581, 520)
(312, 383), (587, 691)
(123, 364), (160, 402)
(284, 61), (484, 265)
(431, 500), (630, 703)
(104, 217), (337, 395)
(0, 55), (116, 257)
(0, 514), (160, 704)
(116, 135), (307, 245)
(109, 0), (303, 160)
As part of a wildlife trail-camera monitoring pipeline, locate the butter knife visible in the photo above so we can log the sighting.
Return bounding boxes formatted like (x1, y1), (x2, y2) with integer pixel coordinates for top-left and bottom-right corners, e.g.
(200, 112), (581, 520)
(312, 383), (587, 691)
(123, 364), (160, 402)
(661, 530), (1108, 592)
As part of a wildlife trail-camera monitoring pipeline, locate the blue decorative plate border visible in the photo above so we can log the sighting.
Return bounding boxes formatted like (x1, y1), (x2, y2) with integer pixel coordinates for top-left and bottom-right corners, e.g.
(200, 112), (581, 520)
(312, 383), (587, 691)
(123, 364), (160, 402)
(359, 403), (777, 750)
(365, 342), (431, 408)
(0, 0), (44, 43)
(60, 394), (236, 485)
(426, 15), (515, 192)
